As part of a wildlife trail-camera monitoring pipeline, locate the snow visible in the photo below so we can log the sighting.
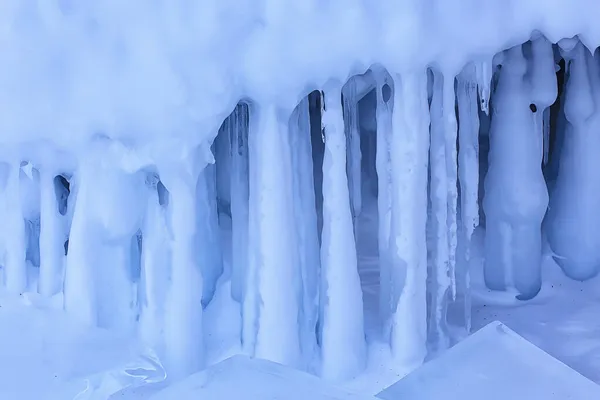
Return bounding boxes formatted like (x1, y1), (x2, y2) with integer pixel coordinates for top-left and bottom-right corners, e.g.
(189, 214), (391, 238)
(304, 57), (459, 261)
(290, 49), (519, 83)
(377, 320), (600, 400)
(148, 355), (377, 400)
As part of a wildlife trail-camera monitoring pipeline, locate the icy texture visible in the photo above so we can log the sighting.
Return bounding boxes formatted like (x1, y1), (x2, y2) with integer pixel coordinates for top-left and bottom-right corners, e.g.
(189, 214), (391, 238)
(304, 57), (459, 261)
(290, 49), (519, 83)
(547, 42), (600, 280)
(377, 321), (600, 400)
(149, 355), (376, 400)
(483, 44), (550, 299)
(320, 87), (366, 380)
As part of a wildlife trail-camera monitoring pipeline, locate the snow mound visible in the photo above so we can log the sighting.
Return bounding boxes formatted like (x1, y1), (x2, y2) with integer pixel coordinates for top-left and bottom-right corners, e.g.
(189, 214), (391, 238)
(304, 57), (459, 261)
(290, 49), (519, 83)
(376, 321), (600, 400)
(149, 355), (377, 400)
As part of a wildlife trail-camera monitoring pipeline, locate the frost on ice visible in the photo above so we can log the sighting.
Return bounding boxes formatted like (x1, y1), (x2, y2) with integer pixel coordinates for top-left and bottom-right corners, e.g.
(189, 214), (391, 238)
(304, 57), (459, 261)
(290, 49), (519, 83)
(3, 2), (600, 397)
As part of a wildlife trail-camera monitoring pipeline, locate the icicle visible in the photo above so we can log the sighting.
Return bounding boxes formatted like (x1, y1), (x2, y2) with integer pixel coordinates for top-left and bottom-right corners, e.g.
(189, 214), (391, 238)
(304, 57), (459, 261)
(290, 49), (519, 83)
(456, 65), (480, 335)
(38, 169), (67, 296)
(197, 162), (223, 307)
(1, 162), (27, 293)
(320, 85), (366, 380)
(289, 97), (320, 368)
(443, 72), (458, 301)
(483, 45), (548, 299)
(138, 175), (171, 354)
(427, 70), (450, 352)
(373, 69), (394, 324)
(386, 71), (429, 368)
(229, 104), (250, 303)
(250, 104), (302, 367)
(547, 42), (600, 281)
(161, 167), (205, 378)
(476, 59), (493, 114)
(343, 82), (363, 225)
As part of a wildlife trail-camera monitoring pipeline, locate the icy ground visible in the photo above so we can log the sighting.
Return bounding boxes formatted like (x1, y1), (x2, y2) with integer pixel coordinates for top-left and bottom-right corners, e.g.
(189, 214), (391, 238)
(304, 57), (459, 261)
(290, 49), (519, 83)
(0, 214), (599, 399)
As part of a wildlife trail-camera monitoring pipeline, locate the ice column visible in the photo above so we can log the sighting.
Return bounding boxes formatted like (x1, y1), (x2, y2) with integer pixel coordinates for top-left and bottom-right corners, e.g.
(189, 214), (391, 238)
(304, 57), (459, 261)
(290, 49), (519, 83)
(344, 83), (362, 224)
(228, 104), (250, 303)
(373, 69), (394, 323)
(139, 175), (171, 353)
(161, 163), (205, 378)
(483, 44), (549, 299)
(320, 86), (366, 380)
(250, 104), (302, 367)
(1, 162), (27, 293)
(38, 168), (67, 296)
(427, 71), (451, 352)
(547, 42), (600, 280)
(386, 72), (429, 368)
(456, 65), (481, 333)
(290, 97), (320, 367)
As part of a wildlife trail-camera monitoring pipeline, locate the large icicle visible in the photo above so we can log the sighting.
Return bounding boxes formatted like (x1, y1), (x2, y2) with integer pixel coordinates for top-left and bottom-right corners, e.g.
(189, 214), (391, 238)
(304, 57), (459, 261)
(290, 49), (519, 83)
(161, 162), (205, 378)
(387, 72), (429, 368)
(483, 44), (549, 299)
(547, 42), (600, 280)
(1, 162), (27, 293)
(38, 169), (67, 296)
(373, 68), (394, 324)
(427, 71), (451, 352)
(456, 64), (481, 334)
(344, 82), (362, 225)
(229, 104), (250, 303)
(320, 86), (366, 381)
(251, 104), (302, 367)
(289, 97), (320, 369)
(138, 175), (171, 354)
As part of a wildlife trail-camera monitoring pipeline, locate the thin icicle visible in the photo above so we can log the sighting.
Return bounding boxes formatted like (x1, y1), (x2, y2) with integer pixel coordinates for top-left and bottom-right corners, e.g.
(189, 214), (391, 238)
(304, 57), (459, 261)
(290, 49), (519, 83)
(443, 72), (459, 300)
(388, 71), (429, 368)
(343, 82), (363, 226)
(229, 104), (250, 303)
(320, 86), (366, 381)
(428, 70), (450, 353)
(373, 69), (394, 325)
(457, 65), (481, 334)
(476, 59), (493, 114)
(2, 162), (27, 293)
(289, 97), (320, 369)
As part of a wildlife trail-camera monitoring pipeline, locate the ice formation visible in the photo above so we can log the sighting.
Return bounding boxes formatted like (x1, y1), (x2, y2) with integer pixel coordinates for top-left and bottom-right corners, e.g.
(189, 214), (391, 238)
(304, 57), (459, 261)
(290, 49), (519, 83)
(3, 0), (600, 392)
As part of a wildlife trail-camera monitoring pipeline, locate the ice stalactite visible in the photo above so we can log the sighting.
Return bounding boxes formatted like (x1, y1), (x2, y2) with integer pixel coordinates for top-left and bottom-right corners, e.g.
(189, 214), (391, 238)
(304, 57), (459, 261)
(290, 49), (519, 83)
(138, 175), (171, 354)
(197, 162), (223, 307)
(456, 64), (481, 334)
(289, 97), (320, 368)
(344, 82), (362, 226)
(249, 104), (302, 367)
(483, 44), (550, 299)
(228, 104), (250, 303)
(320, 86), (366, 380)
(386, 72), (429, 367)
(0, 162), (27, 293)
(547, 42), (600, 281)
(38, 169), (68, 296)
(64, 158), (145, 328)
(427, 71), (451, 352)
(161, 162), (205, 378)
(373, 69), (393, 325)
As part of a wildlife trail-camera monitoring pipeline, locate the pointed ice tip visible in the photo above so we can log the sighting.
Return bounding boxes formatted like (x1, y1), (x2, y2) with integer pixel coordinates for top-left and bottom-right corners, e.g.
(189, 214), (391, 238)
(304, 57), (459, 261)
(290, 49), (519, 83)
(20, 162), (34, 180)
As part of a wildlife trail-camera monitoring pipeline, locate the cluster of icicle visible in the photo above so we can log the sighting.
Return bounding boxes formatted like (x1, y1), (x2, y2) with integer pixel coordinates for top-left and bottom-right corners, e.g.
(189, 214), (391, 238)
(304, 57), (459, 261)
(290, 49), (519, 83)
(1, 34), (598, 383)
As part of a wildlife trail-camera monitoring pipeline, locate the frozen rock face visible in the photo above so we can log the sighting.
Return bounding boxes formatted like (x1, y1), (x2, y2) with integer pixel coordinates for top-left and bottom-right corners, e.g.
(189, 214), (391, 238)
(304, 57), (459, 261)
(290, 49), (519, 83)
(483, 44), (550, 300)
(546, 43), (600, 281)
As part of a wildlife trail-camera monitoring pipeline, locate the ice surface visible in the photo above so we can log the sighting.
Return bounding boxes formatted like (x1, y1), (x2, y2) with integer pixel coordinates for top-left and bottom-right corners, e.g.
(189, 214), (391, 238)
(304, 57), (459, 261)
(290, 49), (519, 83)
(377, 321), (600, 400)
(149, 355), (376, 400)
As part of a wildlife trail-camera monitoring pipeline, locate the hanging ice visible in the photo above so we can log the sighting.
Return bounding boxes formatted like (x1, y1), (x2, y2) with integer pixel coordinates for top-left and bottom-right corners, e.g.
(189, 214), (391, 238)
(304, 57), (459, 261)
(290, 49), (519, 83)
(385, 72), (429, 368)
(320, 86), (366, 381)
(546, 41), (600, 281)
(483, 44), (550, 299)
